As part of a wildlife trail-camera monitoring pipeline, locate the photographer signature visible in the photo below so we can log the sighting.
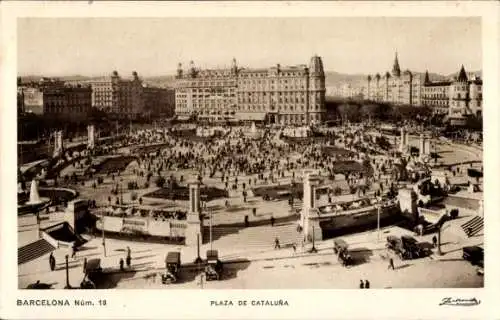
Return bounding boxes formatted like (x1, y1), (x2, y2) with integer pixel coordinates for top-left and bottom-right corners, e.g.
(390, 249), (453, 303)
(439, 297), (481, 306)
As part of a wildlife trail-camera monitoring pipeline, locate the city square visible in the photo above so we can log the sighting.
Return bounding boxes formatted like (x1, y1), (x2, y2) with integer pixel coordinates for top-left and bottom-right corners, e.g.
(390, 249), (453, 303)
(14, 17), (484, 291)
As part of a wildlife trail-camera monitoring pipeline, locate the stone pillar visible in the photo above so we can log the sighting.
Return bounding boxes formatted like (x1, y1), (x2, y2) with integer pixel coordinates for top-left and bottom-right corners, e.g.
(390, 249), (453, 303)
(424, 139), (430, 156)
(185, 182), (202, 246)
(477, 199), (484, 217)
(300, 171), (320, 242)
(53, 131), (64, 157)
(419, 134), (425, 159)
(398, 188), (418, 224)
(87, 125), (95, 150)
(399, 128), (406, 153)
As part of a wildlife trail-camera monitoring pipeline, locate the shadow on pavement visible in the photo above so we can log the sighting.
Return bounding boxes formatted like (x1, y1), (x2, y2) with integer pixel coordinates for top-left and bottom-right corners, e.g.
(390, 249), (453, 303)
(349, 247), (374, 266)
(76, 246), (98, 252)
(395, 263), (411, 270)
(220, 259), (251, 281)
(95, 270), (138, 289)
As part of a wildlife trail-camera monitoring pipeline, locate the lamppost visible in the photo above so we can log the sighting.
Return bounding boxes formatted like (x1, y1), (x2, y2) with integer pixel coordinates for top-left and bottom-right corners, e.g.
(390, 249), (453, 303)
(101, 210), (106, 257)
(377, 196), (382, 242)
(194, 233), (202, 263)
(309, 226), (318, 253)
(64, 254), (71, 289)
(209, 207), (213, 251)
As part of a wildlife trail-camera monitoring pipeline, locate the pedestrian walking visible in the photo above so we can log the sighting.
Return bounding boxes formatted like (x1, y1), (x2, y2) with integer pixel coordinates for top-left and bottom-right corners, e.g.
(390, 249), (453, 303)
(388, 258), (395, 270)
(126, 254), (131, 268)
(432, 235), (437, 248)
(119, 258), (124, 271)
(270, 216), (275, 227)
(274, 237), (280, 250)
(359, 280), (364, 289)
(364, 280), (370, 289)
(49, 252), (56, 271)
(292, 243), (297, 254)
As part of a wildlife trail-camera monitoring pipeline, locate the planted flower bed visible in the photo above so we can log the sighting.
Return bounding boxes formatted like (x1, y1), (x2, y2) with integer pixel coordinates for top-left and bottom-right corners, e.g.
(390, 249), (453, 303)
(89, 156), (137, 175)
(332, 160), (373, 176)
(252, 183), (328, 201)
(143, 185), (228, 202)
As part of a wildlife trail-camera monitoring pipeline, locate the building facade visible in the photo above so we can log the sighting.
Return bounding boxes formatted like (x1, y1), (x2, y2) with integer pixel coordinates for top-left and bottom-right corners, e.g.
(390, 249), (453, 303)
(366, 53), (423, 106)
(364, 53), (482, 119)
(175, 56), (326, 125)
(79, 71), (145, 118)
(143, 85), (176, 117)
(18, 78), (92, 121)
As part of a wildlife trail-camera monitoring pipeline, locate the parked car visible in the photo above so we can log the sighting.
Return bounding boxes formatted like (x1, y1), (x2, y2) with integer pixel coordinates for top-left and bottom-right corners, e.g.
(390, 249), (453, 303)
(400, 235), (424, 259)
(333, 239), (348, 255)
(204, 250), (223, 281)
(463, 246), (484, 267)
(80, 258), (102, 289)
(162, 251), (181, 284)
(386, 235), (422, 260)
(333, 238), (352, 266)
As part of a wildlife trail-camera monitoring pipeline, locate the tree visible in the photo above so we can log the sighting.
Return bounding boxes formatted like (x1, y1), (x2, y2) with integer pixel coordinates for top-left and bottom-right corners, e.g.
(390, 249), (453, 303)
(337, 104), (361, 123)
(155, 176), (166, 188)
(360, 104), (381, 121)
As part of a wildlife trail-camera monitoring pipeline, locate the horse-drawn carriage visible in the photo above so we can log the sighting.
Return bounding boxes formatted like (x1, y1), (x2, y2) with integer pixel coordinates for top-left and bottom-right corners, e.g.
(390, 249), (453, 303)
(161, 251), (181, 284)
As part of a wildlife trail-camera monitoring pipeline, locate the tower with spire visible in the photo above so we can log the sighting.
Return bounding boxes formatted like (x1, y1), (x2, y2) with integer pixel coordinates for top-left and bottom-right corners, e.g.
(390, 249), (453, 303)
(392, 52), (401, 77)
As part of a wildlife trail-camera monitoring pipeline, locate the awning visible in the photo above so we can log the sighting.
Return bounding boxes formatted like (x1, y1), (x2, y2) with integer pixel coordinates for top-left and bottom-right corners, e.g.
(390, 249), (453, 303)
(235, 112), (267, 121)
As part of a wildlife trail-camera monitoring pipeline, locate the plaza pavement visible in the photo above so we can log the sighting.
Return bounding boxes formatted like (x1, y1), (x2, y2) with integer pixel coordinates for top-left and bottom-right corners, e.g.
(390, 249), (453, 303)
(18, 134), (484, 289)
(18, 217), (483, 289)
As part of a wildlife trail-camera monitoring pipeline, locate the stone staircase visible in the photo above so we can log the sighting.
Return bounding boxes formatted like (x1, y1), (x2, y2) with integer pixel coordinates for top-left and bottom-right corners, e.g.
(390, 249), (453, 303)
(206, 222), (303, 250)
(18, 239), (56, 265)
(460, 215), (484, 237)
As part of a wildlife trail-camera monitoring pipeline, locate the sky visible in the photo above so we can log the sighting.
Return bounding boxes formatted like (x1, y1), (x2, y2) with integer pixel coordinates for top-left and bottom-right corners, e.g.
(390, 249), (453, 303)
(17, 17), (482, 77)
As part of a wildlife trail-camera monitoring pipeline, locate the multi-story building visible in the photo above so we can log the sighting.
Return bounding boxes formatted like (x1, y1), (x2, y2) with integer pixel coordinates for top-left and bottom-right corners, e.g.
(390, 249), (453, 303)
(365, 53), (482, 119)
(71, 71), (145, 119)
(366, 53), (424, 106)
(421, 72), (451, 115)
(18, 78), (92, 121)
(422, 66), (482, 117)
(143, 85), (176, 117)
(175, 56), (326, 125)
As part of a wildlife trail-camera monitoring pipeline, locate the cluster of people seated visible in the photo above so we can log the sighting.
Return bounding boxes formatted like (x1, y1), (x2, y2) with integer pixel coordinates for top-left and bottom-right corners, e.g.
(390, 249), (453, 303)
(103, 207), (187, 221)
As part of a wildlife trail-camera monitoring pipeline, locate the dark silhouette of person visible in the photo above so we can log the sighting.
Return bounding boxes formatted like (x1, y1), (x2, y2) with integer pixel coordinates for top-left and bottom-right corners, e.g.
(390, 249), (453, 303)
(359, 280), (364, 289)
(364, 280), (370, 289)
(119, 258), (124, 271)
(432, 235), (437, 248)
(274, 237), (280, 250)
(270, 216), (275, 227)
(388, 258), (395, 270)
(244, 215), (249, 228)
(49, 252), (56, 271)
(126, 254), (131, 268)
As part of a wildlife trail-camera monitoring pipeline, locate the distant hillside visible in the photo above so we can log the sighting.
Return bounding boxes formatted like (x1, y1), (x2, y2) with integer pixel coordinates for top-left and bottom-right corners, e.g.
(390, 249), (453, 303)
(143, 75), (176, 88)
(19, 69), (481, 88)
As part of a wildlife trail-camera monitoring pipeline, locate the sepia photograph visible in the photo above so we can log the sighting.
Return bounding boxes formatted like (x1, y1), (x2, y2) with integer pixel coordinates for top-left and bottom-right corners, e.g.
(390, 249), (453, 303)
(15, 16), (485, 290)
(1, 2), (499, 319)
